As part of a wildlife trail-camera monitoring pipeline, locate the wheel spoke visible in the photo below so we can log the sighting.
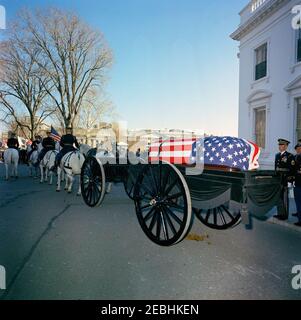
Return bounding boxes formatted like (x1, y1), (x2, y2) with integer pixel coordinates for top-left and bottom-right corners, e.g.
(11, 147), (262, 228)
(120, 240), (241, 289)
(128, 183), (134, 195)
(166, 207), (182, 225)
(87, 186), (93, 204)
(160, 210), (169, 240)
(148, 209), (158, 232)
(139, 182), (155, 198)
(218, 207), (227, 225)
(166, 192), (183, 201)
(141, 204), (153, 211)
(143, 207), (156, 222)
(164, 178), (179, 196)
(204, 209), (211, 222)
(222, 205), (235, 220)
(162, 207), (177, 236)
(167, 202), (185, 213)
(156, 210), (162, 239)
(213, 208), (217, 225)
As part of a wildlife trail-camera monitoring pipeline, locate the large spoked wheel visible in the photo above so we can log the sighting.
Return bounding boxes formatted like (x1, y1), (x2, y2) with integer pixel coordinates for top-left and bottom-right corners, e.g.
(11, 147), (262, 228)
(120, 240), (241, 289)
(194, 205), (241, 230)
(134, 162), (193, 246)
(81, 156), (106, 207)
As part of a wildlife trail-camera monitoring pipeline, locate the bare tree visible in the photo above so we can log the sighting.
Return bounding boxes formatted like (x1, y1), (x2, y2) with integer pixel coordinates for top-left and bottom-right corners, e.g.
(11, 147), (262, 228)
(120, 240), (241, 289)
(0, 37), (55, 140)
(75, 88), (114, 143)
(18, 8), (113, 132)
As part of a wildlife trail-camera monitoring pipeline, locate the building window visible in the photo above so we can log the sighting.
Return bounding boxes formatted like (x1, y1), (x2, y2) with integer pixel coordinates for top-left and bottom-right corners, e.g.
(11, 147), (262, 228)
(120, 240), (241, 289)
(297, 98), (301, 142)
(254, 107), (266, 148)
(255, 43), (267, 80)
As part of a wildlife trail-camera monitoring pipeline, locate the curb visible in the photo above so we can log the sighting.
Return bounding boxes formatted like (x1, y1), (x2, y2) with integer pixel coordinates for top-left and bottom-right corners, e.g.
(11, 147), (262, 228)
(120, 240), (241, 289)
(267, 217), (301, 233)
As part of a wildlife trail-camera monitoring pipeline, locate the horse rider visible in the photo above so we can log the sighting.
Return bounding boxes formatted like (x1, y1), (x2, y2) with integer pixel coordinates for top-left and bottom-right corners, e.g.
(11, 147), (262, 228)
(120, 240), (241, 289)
(7, 133), (19, 150)
(292, 142), (301, 227)
(38, 131), (56, 163)
(274, 138), (295, 221)
(53, 127), (79, 170)
(27, 135), (41, 159)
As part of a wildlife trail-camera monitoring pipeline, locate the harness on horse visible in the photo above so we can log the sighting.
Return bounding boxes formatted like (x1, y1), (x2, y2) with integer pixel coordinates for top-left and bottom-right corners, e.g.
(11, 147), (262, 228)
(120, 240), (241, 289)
(44, 150), (56, 167)
(63, 151), (80, 170)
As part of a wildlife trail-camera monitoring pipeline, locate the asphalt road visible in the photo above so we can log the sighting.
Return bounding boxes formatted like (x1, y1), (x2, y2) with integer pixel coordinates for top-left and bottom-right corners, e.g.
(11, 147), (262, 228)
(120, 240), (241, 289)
(0, 165), (301, 300)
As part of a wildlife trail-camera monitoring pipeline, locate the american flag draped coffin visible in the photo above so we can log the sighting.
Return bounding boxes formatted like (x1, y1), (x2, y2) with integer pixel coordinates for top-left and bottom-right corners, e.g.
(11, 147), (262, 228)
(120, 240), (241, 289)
(148, 136), (280, 220)
(148, 136), (260, 171)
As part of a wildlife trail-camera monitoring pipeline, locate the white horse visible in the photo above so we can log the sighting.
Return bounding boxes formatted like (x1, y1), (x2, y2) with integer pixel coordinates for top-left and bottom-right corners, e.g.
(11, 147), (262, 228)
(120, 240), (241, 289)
(40, 150), (58, 185)
(79, 144), (92, 157)
(3, 148), (19, 180)
(28, 150), (39, 178)
(56, 150), (85, 195)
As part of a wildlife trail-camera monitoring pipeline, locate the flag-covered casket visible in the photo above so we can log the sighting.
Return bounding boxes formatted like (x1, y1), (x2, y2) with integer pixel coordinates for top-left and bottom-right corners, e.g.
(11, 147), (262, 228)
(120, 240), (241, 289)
(80, 135), (282, 246)
(148, 136), (280, 228)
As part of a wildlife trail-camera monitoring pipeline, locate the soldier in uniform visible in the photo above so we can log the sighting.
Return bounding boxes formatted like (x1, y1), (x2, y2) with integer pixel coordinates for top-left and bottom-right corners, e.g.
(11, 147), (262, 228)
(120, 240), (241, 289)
(27, 135), (41, 159)
(38, 131), (56, 162)
(274, 139), (295, 220)
(293, 142), (301, 226)
(7, 133), (19, 150)
(53, 127), (80, 170)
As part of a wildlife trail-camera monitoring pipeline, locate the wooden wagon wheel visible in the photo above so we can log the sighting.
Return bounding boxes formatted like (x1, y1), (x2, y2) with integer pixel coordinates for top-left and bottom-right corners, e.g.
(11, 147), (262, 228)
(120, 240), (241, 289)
(134, 162), (193, 246)
(194, 205), (241, 230)
(81, 156), (106, 207)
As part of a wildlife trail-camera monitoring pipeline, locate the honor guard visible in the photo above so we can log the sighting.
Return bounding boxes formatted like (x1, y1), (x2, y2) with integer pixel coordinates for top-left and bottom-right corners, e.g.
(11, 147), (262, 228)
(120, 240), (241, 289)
(293, 143), (301, 227)
(7, 133), (19, 150)
(38, 131), (56, 162)
(54, 127), (80, 169)
(274, 138), (295, 220)
(27, 135), (41, 159)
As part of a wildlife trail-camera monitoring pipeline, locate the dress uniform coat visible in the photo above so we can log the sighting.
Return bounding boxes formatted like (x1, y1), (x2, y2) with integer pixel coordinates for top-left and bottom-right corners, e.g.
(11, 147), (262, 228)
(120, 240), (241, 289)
(275, 150), (295, 219)
(294, 154), (301, 223)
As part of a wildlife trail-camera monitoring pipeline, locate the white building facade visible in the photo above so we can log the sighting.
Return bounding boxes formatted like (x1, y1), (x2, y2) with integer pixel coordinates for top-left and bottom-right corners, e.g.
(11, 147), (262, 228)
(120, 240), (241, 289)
(231, 0), (301, 168)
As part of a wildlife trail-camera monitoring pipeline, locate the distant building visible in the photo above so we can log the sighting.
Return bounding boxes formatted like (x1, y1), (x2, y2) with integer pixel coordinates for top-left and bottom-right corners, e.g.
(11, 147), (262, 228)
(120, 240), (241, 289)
(231, 0), (301, 168)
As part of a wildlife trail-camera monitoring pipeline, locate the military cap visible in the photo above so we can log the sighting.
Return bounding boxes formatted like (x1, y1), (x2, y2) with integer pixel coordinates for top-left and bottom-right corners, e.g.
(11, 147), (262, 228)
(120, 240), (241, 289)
(295, 142), (301, 150)
(278, 138), (290, 145)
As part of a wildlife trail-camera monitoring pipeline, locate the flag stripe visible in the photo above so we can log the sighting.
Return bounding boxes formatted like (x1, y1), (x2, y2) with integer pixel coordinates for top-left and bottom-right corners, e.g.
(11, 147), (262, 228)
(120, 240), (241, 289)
(148, 136), (261, 171)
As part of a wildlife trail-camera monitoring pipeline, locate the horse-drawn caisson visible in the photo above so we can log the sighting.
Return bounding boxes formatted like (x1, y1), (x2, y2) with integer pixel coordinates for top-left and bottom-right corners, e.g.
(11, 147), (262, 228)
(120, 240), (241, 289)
(80, 136), (281, 247)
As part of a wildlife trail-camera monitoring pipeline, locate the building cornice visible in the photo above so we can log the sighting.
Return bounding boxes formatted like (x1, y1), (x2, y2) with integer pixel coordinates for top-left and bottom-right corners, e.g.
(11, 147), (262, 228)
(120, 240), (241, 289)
(230, 0), (290, 41)
(285, 74), (301, 91)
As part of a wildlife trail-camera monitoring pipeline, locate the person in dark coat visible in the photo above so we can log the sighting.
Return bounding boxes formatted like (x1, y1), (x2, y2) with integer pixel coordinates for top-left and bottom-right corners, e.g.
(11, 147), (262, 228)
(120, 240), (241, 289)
(274, 138), (295, 220)
(7, 133), (19, 150)
(38, 131), (56, 162)
(53, 127), (79, 169)
(293, 143), (301, 227)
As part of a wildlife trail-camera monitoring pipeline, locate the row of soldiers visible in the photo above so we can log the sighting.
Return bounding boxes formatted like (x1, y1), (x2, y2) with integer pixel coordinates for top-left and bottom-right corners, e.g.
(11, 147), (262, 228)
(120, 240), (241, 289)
(274, 138), (301, 227)
(6, 128), (79, 169)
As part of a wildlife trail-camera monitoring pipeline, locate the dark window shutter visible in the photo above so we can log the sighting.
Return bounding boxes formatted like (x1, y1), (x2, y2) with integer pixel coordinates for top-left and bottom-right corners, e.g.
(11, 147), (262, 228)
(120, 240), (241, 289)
(255, 61), (267, 80)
